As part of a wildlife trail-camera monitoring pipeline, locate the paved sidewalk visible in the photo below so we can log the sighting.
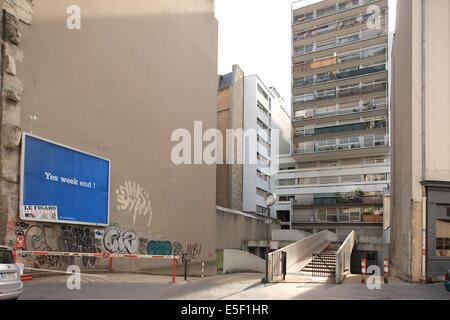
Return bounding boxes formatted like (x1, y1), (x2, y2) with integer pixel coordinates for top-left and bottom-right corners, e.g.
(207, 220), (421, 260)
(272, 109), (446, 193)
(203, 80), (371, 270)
(20, 272), (450, 300)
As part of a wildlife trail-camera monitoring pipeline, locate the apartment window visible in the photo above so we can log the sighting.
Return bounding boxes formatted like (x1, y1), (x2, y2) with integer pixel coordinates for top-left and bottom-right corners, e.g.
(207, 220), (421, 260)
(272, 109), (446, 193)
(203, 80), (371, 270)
(257, 101), (269, 116)
(363, 157), (387, 165)
(257, 188), (268, 198)
(339, 101), (361, 114)
(319, 176), (339, 185)
(256, 205), (269, 215)
(339, 136), (360, 150)
(257, 118), (269, 131)
(327, 208), (338, 222)
(316, 139), (337, 152)
(349, 208), (361, 221)
(257, 136), (271, 150)
(316, 105), (337, 117)
(338, 50), (360, 64)
(363, 45), (387, 59)
(341, 175), (362, 183)
(257, 84), (270, 103)
(257, 170), (269, 182)
(316, 39), (336, 51)
(257, 153), (270, 166)
(316, 88), (336, 101)
(373, 97), (387, 108)
(316, 72), (333, 83)
(317, 209), (327, 222)
(374, 134), (387, 146)
(295, 108), (314, 120)
(338, 33), (360, 45)
(294, 93), (314, 104)
(316, 5), (336, 18)
(299, 177), (318, 185)
(298, 141), (315, 154)
(365, 174), (387, 182)
(278, 179), (296, 186)
(279, 195), (295, 202)
(338, 0), (360, 11)
(294, 76), (314, 87)
(318, 161), (338, 168)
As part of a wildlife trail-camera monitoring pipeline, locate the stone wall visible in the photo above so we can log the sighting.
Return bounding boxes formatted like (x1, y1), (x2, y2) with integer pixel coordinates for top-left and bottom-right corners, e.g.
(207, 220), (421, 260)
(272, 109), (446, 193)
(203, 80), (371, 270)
(0, 0), (33, 247)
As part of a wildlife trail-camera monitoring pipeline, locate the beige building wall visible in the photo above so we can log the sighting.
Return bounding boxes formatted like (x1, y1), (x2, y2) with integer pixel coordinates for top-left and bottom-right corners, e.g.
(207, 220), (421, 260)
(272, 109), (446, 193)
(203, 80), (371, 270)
(424, 0), (450, 181)
(216, 65), (244, 211)
(0, 0), (218, 275)
(391, 0), (450, 281)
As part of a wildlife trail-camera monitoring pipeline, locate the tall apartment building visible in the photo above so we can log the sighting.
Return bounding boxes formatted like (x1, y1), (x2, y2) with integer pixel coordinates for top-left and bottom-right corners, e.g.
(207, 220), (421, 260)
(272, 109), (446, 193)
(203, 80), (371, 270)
(217, 65), (291, 215)
(391, 0), (450, 282)
(273, 0), (390, 268)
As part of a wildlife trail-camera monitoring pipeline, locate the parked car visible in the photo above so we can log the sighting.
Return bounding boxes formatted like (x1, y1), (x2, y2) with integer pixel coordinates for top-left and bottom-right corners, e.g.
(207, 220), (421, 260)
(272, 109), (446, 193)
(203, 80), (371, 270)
(0, 246), (22, 300)
(445, 269), (450, 292)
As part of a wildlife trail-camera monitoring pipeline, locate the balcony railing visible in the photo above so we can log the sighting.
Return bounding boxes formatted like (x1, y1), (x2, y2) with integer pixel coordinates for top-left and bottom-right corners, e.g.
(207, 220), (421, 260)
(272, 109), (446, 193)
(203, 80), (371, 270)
(293, 0), (379, 25)
(293, 9), (386, 42)
(294, 98), (387, 122)
(293, 28), (386, 57)
(293, 64), (386, 89)
(296, 119), (387, 138)
(294, 196), (384, 207)
(293, 82), (387, 106)
(294, 134), (389, 155)
(293, 45), (386, 74)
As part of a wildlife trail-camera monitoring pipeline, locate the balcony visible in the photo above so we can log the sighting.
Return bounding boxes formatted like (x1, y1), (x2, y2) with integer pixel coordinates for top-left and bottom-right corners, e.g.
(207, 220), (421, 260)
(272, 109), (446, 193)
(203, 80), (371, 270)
(293, 64), (386, 90)
(293, 28), (386, 58)
(293, 8), (387, 45)
(294, 134), (389, 155)
(293, 0), (380, 25)
(293, 81), (387, 106)
(296, 119), (387, 138)
(294, 196), (383, 208)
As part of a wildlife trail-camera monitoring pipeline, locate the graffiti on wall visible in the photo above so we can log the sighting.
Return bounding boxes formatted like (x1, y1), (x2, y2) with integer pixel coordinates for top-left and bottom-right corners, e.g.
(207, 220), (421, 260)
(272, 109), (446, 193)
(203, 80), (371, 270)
(59, 225), (101, 268)
(102, 227), (138, 254)
(116, 181), (153, 228)
(13, 222), (102, 269)
(8, 217), (205, 270)
(170, 241), (202, 263)
(147, 240), (172, 256)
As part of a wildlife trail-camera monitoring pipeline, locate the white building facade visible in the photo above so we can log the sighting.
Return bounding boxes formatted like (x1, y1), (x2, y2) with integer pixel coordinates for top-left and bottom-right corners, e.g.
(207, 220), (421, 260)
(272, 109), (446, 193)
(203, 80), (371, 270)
(242, 76), (291, 216)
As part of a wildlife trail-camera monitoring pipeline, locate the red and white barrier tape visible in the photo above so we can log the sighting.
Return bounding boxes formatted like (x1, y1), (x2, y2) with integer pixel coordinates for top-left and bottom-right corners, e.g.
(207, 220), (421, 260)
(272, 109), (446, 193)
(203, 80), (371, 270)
(16, 250), (179, 283)
(16, 250), (179, 260)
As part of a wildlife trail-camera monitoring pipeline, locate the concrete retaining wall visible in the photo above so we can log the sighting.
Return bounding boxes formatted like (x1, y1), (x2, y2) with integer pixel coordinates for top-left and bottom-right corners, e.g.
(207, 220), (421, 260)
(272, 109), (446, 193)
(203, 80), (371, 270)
(223, 249), (265, 274)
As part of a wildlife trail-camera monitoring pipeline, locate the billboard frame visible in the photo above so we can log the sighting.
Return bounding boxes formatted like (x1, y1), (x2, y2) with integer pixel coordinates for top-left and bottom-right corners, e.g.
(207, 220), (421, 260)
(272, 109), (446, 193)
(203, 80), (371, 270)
(19, 132), (111, 227)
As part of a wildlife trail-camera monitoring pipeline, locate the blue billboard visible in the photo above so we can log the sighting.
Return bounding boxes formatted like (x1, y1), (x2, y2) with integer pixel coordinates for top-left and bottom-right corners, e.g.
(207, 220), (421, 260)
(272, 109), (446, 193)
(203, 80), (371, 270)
(20, 133), (110, 226)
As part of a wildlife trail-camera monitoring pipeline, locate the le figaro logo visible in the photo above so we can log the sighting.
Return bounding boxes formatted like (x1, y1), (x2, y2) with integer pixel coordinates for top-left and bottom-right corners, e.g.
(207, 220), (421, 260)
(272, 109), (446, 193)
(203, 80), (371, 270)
(22, 205), (58, 221)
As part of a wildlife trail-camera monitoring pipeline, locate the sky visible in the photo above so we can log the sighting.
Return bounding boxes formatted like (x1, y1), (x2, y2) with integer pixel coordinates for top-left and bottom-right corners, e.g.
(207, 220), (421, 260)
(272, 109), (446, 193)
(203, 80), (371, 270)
(215, 0), (397, 113)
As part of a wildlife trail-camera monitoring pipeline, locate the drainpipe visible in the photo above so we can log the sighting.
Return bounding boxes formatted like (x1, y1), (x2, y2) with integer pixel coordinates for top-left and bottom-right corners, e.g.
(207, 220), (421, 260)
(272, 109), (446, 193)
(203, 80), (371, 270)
(421, 0), (427, 283)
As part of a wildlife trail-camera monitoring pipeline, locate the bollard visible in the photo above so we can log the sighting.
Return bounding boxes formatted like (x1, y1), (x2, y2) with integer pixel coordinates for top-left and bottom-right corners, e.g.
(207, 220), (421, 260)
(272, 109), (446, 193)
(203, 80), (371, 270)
(172, 257), (177, 283)
(184, 256), (188, 281)
(109, 256), (113, 272)
(201, 261), (205, 278)
(384, 257), (389, 284)
(361, 258), (366, 284)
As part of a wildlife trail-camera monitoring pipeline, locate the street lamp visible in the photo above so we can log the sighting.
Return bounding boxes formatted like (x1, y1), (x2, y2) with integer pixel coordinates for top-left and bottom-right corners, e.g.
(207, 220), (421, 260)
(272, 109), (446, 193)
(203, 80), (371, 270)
(263, 192), (277, 283)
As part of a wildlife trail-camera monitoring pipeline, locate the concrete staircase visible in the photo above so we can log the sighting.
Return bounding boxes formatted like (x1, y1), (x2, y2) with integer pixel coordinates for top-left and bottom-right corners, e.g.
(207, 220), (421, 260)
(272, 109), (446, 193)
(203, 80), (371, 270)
(299, 242), (341, 279)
